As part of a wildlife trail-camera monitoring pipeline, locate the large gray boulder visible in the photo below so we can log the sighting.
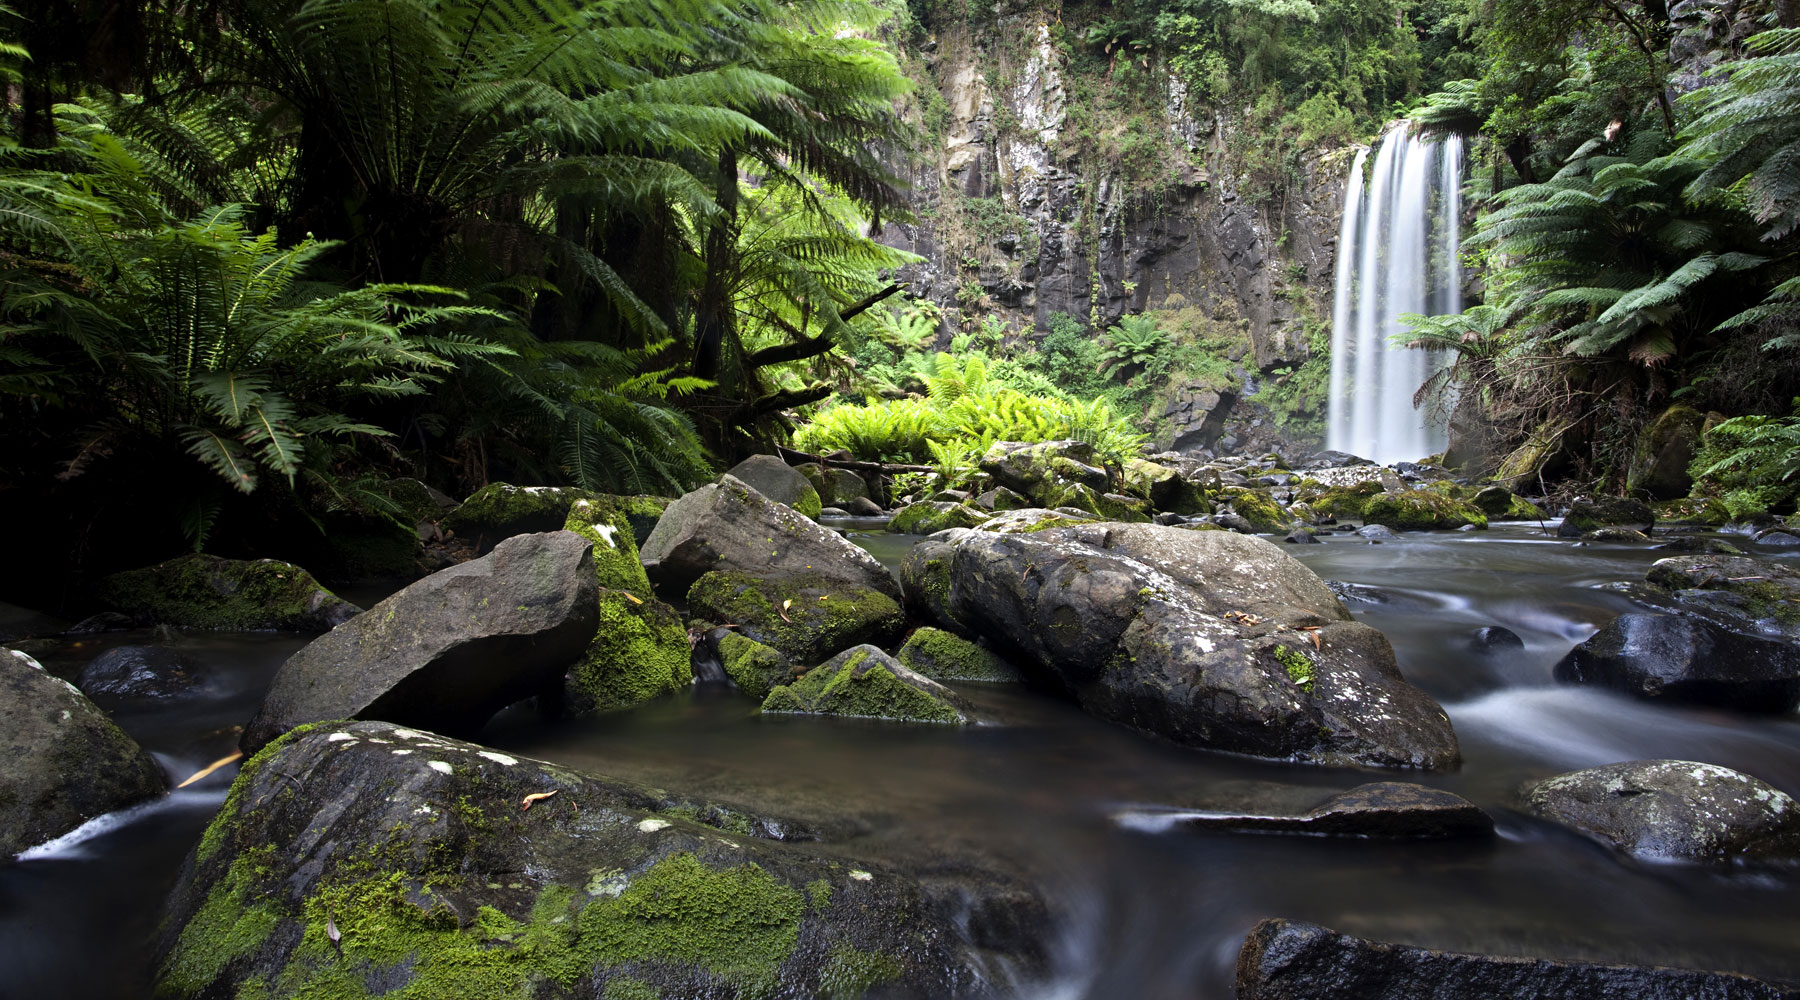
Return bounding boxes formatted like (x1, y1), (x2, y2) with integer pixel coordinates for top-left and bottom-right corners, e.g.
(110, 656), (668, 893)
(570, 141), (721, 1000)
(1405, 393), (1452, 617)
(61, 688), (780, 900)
(725, 455), (822, 518)
(241, 531), (599, 754)
(978, 440), (1110, 508)
(1645, 554), (1800, 638)
(2, 648), (165, 858)
(1235, 919), (1797, 1000)
(1520, 760), (1800, 864)
(901, 524), (1460, 769)
(639, 476), (900, 600)
(94, 554), (359, 631)
(1553, 614), (1800, 712)
(158, 720), (1040, 999)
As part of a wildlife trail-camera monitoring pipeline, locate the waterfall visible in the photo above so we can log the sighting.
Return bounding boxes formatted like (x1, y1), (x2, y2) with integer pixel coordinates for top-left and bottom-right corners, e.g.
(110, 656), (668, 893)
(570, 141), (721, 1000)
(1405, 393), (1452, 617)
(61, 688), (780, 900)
(1326, 122), (1463, 465)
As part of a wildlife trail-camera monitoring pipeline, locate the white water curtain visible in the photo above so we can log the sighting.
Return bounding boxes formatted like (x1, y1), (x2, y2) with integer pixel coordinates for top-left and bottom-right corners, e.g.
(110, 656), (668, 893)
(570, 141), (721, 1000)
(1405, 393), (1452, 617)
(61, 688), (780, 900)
(1326, 123), (1463, 464)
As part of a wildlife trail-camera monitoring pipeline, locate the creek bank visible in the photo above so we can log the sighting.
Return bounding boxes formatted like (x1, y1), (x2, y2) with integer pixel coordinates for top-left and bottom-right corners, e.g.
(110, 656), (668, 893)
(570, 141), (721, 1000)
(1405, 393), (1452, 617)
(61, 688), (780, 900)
(2, 647), (166, 859)
(158, 720), (1043, 999)
(1235, 918), (1800, 1000)
(1520, 760), (1800, 865)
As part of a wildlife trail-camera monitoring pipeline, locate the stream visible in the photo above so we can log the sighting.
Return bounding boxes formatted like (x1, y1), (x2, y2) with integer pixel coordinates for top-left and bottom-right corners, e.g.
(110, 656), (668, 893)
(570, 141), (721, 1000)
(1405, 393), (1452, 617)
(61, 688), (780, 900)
(5, 524), (1799, 998)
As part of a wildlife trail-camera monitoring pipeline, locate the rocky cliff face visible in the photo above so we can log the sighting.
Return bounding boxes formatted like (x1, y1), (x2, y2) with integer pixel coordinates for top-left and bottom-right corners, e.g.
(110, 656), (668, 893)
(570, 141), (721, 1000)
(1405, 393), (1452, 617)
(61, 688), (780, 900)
(878, 9), (1350, 379)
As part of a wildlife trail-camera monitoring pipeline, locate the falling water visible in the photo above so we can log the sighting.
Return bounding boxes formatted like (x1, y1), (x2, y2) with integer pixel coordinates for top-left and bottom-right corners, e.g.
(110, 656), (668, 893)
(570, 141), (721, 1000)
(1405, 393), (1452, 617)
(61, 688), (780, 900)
(1327, 122), (1463, 464)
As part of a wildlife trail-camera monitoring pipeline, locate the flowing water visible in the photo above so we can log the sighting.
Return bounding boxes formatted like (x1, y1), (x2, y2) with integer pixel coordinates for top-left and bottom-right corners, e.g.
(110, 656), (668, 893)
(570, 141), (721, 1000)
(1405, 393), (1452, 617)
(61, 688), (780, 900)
(1327, 123), (1463, 464)
(7, 526), (1800, 998)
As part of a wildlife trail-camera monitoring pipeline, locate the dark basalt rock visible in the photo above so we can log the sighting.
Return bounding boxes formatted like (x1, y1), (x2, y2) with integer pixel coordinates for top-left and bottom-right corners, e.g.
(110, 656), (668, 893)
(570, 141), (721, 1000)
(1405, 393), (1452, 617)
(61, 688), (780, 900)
(158, 721), (1038, 999)
(1235, 918), (1799, 1000)
(1118, 781), (1491, 839)
(94, 554), (359, 632)
(2, 648), (165, 858)
(1465, 626), (1525, 653)
(901, 523), (1459, 770)
(1558, 496), (1655, 537)
(76, 645), (206, 700)
(1552, 614), (1800, 712)
(1303, 450), (1371, 468)
(242, 531), (599, 754)
(1520, 760), (1800, 864)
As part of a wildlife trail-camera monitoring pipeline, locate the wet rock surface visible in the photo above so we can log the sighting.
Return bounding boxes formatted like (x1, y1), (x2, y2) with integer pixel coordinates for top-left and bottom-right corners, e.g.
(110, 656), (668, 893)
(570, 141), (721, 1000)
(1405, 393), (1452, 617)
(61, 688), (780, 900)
(1520, 760), (1800, 865)
(2, 648), (165, 858)
(1235, 918), (1800, 1000)
(76, 644), (207, 700)
(901, 523), (1459, 769)
(1558, 496), (1656, 538)
(1644, 554), (1800, 638)
(94, 554), (360, 632)
(242, 531), (599, 754)
(686, 572), (904, 668)
(1553, 614), (1800, 712)
(159, 721), (1031, 998)
(762, 645), (970, 724)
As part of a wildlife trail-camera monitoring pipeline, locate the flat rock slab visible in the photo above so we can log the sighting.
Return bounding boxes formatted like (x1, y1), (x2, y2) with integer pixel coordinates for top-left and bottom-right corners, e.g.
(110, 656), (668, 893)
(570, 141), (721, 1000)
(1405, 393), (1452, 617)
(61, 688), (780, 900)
(1520, 759), (1800, 865)
(1553, 613), (1800, 712)
(2, 648), (165, 858)
(242, 531), (598, 753)
(159, 720), (1038, 999)
(94, 554), (359, 631)
(1236, 919), (1800, 1000)
(1115, 781), (1491, 839)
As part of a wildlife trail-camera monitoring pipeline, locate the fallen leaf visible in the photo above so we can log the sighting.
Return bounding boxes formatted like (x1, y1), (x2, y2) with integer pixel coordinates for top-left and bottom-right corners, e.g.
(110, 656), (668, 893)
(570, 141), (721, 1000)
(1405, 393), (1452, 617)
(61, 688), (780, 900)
(326, 907), (344, 959)
(176, 750), (245, 789)
(521, 789), (559, 811)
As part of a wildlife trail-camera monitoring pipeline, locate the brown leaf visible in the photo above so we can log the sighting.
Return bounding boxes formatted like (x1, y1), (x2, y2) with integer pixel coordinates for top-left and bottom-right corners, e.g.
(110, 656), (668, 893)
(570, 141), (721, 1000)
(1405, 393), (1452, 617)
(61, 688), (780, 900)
(521, 789), (559, 811)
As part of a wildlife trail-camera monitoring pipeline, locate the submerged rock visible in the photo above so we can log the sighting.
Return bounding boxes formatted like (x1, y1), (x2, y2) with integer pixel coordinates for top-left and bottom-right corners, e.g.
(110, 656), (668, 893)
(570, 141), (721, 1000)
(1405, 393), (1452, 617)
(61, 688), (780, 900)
(1465, 626), (1524, 654)
(897, 627), (1023, 683)
(762, 645), (969, 724)
(1118, 781), (1491, 839)
(727, 455), (822, 519)
(76, 645), (206, 700)
(640, 476), (899, 600)
(1234, 918), (1796, 1000)
(158, 721), (1031, 999)
(687, 572), (904, 668)
(1553, 614), (1800, 712)
(242, 531), (599, 754)
(900, 524), (1459, 769)
(2, 647), (165, 858)
(1520, 760), (1800, 865)
(94, 554), (359, 632)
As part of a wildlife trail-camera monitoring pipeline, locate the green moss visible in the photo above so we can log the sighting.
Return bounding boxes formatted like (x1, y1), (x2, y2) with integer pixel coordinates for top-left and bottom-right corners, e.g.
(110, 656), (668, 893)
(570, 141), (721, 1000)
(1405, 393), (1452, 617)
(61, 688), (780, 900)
(1273, 644), (1315, 694)
(562, 498), (653, 594)
(197, 720), (338, 866)
(95, 554), (353, 631)
(1052, 483), (1152, 522)
(1218, 487), (1295, 532)
(818, 942), (903, 1000)
(566, 593), (689, 715)
(1308, 482), (1382, 520)
(896, 627), (1020, 682)
(159, 846), (283, 997)
(888, 501), (988, 534)
(685, 572), (903, 665)
(1657, 496), (1732, 525)
(793, 463), (832, 505)
(1361, 490), (1488, 530)
(762, 650), (966, 724)
(805, 879), (833, 911)
(715, 632), (797, 700)
(603, 978), (662, 1000)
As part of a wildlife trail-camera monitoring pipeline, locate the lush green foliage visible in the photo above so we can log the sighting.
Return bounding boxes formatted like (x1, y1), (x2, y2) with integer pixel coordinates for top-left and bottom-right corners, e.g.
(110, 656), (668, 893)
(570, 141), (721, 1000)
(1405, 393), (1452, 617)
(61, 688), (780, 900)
(1690, 401), (1800, 515)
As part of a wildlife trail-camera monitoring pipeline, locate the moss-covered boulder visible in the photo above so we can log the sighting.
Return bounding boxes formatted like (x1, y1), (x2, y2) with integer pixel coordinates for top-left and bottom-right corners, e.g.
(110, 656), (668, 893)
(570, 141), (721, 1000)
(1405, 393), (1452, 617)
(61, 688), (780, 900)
(1558, 496), (1655, 537)
(156, 721), (1035, 999)
(564, 594), (691, 716)
(978, 440), (1111, 508)
(708, 631), (798, 700)
(791, 462), (831, 504)
(1474, 485), (1548, 521)
(887, 501), (991, 535)
(1, 647), (166, 857)
(1051, 483), (1153, 523)
(975, 486), (1033, 511)
(1307, 482), (1383, 520)
(1645, 554), (1800, 636)
(374, 477), (458, 523)
(762, 645), (969, 724)
(95, 554), (360, 632)
(975, 508), (1094, 534)
(686, 572), (904, 667)
(726, 455), (822, 520)
(1656, 496), (1732, 526)
(442, 484), (605, 552)
(1361, 490), (1488, 531)
(1123, 458), (1209, 515)
(1627, 404), (1706, 501)
(826, 468), (870, 505)
(1217, 487), (1296, 532)
(896, 627), (1022, 682)
(561, 498), (654, 595)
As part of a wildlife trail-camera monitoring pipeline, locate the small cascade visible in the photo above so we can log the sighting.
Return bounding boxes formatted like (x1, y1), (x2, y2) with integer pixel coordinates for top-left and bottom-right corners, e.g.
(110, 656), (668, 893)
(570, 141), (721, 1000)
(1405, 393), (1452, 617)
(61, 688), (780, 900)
(1326, 122), (1464, 464)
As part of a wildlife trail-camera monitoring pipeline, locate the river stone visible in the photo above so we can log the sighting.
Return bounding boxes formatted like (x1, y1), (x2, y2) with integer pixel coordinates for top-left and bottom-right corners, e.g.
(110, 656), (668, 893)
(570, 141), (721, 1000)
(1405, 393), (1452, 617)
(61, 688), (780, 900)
(639, 475), (899, 600)
(1118, 781), (1491, 839)
(978, 440), (1110, 508)
(726, 455), (822, 519)
(1552, 614), (1800, 711)
(1361, 490), (1487, 531)
(762, 645), (969, 724)
(825, 468), (870, 505)
(1216, 487), (1296, 532)
(1626, 404), (1705, 501)
(442, 483), (600, 550)
(1652, 536), (1744, 555)
(1644, 554), (1800, 637)
(76, 645), (205, 700)
(94, 554), (359, 632)
(976, 486), (1032, 511)
(1122, 458), (1208, 514)
(1466, 626), (1524, 653)
(241, 531), (599, 754)
(703, 629), (798, 700)
(1356, 524), (1400, 540)
(976, 507), (1093, 534)
(1520, 760), (1800, 864)
(686, 571), (903, 667)
(1757, 530), (1800, 547)
(896, 626), (1023, 682)
(158, 721), (1032, 1000)
(888, 500), (991, 535)
(900, 524), (1460, 769)
(2, 647), (165, 858)
(1302, 450), (1372, 468)
(1234, 918), (1797, 1000)
(1558, 496), (1655, 537)
(1581, 527), (1650, 542)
